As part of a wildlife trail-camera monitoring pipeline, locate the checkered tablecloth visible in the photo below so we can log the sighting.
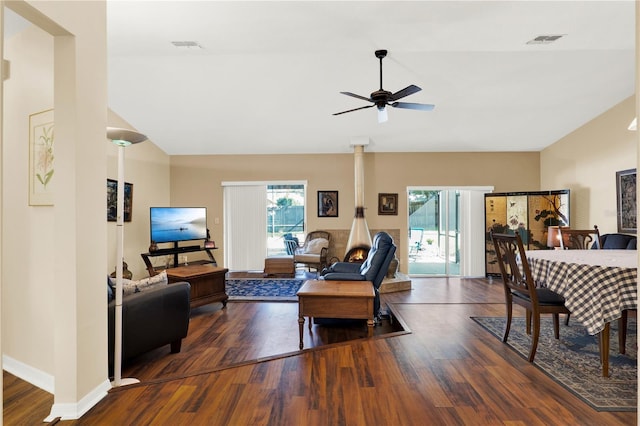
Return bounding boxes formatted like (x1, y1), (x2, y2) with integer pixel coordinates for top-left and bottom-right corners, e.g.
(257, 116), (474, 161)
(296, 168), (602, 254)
(525, 251), (637, 335)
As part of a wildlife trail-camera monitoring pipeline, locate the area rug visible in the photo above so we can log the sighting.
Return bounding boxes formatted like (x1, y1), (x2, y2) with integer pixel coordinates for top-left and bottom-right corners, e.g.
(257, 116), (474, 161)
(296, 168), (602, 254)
(472, 316), (637, 412)
(225, 278), (305, 301)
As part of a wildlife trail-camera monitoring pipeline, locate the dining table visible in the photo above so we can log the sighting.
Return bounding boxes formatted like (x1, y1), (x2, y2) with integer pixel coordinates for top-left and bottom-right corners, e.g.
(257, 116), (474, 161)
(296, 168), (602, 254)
(523, 249), (637, 377)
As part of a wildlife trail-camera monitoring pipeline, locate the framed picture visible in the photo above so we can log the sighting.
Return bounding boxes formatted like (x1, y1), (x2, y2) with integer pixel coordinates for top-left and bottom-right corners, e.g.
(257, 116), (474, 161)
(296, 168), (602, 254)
(616, 168), (636, 233)
(318, 190), (338, 217)
(107, 179), (133, 222)
(378, 193), (398, 215)
(29, 109), (55, 206)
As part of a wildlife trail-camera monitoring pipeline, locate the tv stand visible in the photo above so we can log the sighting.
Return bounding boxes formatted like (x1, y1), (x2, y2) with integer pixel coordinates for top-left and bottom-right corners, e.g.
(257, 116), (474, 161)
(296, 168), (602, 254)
(141, 243), (218, 276)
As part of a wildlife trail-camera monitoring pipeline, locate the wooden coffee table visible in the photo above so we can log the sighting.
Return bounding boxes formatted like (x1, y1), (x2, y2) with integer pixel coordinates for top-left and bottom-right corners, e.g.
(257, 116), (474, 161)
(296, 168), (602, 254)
(296, 279), (375, 349)
(166, 264), (228, 309)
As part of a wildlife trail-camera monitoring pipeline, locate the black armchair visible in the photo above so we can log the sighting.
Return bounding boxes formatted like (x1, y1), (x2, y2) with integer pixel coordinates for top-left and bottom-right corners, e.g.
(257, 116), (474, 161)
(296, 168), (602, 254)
(322, 232), (397, 317)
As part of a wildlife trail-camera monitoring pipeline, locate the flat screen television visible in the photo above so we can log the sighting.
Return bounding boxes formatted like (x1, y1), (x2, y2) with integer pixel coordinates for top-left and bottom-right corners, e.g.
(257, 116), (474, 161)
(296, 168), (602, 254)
(150, 207), (207, 244)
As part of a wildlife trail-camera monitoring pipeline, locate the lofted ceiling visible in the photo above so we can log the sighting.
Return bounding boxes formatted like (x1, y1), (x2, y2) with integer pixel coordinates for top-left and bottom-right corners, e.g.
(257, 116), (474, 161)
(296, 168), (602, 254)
(7, 1), (637, 155)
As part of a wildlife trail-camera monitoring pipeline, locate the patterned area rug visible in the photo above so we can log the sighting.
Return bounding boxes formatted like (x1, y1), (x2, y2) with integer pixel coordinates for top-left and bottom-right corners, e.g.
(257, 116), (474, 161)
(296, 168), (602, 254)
(226, 278), (305, 301)
(472, 316), (637, 411)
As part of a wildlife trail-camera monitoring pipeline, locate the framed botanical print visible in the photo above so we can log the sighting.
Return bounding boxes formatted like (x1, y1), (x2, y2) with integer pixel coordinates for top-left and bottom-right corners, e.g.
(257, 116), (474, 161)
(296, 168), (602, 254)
(29, 109), (55, 206)
(318, 190), (338, 217)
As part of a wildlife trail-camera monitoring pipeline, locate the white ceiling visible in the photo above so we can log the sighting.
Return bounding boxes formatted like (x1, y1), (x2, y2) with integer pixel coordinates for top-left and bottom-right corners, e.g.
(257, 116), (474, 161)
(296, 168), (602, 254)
(8, 1), (637, 155)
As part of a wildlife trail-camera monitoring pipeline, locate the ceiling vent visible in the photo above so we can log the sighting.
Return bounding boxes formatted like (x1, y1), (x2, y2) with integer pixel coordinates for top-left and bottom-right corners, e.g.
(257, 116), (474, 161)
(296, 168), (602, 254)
(526, 35), (565, 45)
(171, 41), (203, 49)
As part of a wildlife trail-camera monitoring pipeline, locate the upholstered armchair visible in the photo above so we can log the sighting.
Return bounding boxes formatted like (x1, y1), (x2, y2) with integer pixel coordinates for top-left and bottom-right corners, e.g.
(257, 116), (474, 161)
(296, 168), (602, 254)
(321, 232), (397, 317)
(597, 233), (637, 249)
(293, 230), (331, 271)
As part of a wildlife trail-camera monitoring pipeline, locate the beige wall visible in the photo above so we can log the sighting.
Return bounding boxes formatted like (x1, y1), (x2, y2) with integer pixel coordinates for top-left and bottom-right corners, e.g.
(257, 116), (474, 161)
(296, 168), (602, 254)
(2, 0), (121, 420)
(3, 19), (56, 382)
(170, 151), (540, 272)
(541, 96), (636, 234)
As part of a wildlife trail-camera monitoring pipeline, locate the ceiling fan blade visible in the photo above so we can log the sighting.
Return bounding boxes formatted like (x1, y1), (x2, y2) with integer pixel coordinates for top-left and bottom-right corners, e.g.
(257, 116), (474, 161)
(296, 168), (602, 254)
(389, 84), (422, 101)
(391, 102), (435, 111)
(340, 91), (372, 102)
(333, 104), (375, 116)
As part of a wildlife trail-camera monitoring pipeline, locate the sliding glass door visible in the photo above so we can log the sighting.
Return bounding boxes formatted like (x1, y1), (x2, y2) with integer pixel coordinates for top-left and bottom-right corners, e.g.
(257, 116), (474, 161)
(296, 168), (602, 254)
(408, 189), (460, 275)
(408, 187), (492, 277)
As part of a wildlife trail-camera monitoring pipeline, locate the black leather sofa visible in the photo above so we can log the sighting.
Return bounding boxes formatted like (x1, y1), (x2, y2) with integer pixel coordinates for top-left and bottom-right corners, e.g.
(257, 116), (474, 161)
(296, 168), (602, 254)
(597, 233), (637, 249)
(108, 280), (191, 372)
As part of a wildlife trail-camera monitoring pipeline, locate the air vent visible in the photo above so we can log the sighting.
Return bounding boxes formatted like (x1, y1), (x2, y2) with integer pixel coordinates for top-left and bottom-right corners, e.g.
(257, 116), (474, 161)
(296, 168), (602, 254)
(526, 35), (565, 45)
(171, 41), (203, 49)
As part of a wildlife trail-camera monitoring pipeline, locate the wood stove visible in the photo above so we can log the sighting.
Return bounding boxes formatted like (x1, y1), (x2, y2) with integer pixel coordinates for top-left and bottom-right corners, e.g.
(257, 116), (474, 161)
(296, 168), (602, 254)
(344, 144), (373, 263)
(344, 246), (369, 264)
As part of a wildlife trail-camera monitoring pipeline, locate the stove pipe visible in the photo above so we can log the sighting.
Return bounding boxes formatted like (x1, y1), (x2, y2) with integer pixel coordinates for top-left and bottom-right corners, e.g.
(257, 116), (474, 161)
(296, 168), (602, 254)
(345, 144), (372, 257)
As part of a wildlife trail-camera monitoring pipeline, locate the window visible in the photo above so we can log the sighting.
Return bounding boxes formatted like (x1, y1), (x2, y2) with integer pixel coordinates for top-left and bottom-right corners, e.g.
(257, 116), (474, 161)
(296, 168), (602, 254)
(267, 184), (305, 256)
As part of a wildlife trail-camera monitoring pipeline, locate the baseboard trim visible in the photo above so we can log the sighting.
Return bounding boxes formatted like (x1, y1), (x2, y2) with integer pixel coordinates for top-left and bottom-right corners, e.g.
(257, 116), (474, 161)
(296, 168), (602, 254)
(3, 354), (54, 394)
(3, 355), (111, 421)
(44, 379), (111, 422)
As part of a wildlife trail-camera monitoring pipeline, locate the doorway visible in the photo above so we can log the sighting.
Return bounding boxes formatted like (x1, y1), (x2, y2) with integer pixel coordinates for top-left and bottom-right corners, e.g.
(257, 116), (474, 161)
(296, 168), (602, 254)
(407, 187), (492, 277)
(408, 189), (460, 275)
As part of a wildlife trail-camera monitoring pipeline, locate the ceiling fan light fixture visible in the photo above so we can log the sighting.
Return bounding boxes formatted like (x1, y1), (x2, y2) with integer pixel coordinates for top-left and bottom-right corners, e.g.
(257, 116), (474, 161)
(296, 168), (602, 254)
(377, 106), (388, 123)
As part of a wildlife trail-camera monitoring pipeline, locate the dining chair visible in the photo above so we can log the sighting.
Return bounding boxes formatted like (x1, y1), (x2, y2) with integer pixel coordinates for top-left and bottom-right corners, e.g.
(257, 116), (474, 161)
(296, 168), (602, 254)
(618, 309), (635, 354)
(558, 225), (601, 325)
(559, 225), (601, 250)
(491, 232), (571, 362)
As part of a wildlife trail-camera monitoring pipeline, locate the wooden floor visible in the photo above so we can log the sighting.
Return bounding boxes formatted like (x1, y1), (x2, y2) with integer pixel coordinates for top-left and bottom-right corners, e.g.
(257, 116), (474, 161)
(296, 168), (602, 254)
(4, 275), (636, 425)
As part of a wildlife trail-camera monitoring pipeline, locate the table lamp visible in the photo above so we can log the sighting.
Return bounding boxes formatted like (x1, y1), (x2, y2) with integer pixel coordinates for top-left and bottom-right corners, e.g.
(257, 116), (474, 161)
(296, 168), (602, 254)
(547, 226), (562, 249)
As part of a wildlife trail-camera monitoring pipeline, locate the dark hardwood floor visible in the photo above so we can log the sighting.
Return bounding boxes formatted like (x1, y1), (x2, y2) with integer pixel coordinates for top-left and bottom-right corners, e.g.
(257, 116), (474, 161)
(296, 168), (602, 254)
(4, 275), (636, 425)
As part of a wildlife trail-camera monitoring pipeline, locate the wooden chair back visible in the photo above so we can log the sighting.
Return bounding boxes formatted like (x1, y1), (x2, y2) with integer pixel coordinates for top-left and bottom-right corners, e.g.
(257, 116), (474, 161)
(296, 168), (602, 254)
(491, 232), (539, 305)
(559, 225), (601, 249)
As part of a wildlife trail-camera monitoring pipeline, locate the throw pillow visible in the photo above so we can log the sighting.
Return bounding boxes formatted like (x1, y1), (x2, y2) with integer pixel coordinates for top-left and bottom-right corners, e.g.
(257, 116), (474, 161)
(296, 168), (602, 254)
(122, 270), (168, 296)
(304, 238), (329, 254)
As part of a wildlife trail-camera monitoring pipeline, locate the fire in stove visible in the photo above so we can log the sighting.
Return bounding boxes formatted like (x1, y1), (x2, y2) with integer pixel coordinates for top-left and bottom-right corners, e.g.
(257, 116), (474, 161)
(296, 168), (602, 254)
(344, 246), (370, 263)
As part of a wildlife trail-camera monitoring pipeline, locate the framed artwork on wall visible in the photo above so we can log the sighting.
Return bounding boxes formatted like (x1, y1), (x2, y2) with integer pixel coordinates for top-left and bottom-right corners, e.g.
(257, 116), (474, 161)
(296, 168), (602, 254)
(107, 179), (133, 222)
(318, 190), (338, 217)
(616, 168), (636, 233)
(29, 109), (55, 206)
(378, 193), (398, 215)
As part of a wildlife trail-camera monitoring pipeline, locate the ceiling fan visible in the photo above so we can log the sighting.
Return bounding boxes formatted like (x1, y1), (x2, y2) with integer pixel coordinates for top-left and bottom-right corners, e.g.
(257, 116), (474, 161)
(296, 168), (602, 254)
(333, 49), (435, 123)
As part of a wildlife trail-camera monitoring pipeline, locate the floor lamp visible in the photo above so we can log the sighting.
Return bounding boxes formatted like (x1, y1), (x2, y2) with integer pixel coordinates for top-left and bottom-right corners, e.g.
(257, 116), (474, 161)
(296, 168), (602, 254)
(107, 127), (147, 387)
